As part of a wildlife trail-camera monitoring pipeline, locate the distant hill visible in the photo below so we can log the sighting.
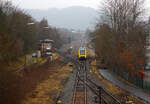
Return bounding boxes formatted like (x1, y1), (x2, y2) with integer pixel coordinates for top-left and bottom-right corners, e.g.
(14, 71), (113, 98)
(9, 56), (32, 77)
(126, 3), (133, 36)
(26, 6), (98, 30)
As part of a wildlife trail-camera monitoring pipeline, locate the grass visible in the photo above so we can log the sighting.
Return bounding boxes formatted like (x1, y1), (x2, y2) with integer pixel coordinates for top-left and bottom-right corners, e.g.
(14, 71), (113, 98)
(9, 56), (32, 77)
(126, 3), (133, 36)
(90, 61), (145, 104)
(6, 52), (55, 72)
(20, 55), (73, 104)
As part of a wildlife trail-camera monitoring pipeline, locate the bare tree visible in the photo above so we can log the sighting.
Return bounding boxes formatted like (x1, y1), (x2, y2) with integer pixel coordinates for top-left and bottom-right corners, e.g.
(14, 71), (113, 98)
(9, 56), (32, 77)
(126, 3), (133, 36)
(92, 0), (148, 76)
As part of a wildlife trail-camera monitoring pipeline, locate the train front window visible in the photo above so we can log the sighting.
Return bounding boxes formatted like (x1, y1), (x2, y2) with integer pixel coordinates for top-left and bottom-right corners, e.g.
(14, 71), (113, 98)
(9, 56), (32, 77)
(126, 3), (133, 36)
(80, 50), (85, 55)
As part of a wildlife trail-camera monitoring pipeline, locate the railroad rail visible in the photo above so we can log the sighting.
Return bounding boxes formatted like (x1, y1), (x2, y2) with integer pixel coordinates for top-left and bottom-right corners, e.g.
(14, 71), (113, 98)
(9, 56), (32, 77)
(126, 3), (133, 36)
(72, 61), (88, 104)
(86, 78), (121, 104)
(56, 51), (121, 104)
(71, 60), (121, 104)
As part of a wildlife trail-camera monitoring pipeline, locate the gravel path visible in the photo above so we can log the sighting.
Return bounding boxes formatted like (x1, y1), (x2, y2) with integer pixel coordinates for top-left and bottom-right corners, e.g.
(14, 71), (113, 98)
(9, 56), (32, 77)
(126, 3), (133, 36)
(99, 69), (150, 103)
(61, 70), (76, 104)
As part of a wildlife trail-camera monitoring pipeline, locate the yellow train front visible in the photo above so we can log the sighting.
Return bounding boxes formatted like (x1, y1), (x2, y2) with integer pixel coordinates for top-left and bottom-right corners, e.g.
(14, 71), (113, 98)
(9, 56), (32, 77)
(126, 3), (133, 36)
(78, 47), (87, 61)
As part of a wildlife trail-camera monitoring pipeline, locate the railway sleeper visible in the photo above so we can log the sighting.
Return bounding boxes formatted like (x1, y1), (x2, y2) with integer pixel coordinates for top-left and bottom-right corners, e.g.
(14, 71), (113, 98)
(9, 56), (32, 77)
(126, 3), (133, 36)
(76, 86), (85, 92)
(75, 92), (87, 104)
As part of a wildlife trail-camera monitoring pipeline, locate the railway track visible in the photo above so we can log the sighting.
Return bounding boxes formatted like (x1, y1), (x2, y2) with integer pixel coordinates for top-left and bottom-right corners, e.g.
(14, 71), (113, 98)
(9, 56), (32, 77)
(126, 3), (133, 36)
(72, 61), (88, 104)
(85, 77), (121, 104)
(57, 50), (121, 104)
(57, 50), (124, 104)
(71, 60), (121, 104)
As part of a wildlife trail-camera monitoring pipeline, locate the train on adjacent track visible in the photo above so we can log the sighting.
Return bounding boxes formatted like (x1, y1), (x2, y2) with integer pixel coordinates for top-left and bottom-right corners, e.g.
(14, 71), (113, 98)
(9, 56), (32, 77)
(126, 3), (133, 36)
(78, 47), (87, 61)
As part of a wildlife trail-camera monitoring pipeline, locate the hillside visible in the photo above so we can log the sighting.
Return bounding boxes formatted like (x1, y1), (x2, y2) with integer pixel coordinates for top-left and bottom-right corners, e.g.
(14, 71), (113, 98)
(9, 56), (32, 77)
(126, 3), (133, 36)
(26, 6), (98, 30)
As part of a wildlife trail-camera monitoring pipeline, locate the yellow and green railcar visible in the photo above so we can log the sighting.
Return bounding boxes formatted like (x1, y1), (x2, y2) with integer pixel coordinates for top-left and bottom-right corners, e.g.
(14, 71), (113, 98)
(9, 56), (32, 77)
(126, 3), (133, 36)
(78, 47), (87, 61)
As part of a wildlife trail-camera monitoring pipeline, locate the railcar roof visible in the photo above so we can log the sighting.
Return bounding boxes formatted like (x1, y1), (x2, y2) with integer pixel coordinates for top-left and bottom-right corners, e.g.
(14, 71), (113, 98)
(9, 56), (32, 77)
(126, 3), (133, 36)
(79, 47), (86, 50)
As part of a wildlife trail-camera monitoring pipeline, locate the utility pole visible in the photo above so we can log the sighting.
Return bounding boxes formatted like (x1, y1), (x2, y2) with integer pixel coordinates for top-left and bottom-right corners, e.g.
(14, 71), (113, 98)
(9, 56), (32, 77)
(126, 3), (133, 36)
(24, 55), (28, 74)
(24, 55), (26, 68)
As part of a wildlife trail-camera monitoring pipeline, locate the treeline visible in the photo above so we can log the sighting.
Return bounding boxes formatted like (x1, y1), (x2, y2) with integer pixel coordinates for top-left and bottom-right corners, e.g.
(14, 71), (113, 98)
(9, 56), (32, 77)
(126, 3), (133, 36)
(91, 0), (149, 76)
(0, 1), (66, 66)
(0, 1), (68, 104)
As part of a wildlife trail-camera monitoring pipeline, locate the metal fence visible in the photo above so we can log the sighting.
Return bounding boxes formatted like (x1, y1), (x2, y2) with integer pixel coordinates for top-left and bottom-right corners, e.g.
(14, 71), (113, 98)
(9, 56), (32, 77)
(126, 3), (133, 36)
(112, 68), (150, 91)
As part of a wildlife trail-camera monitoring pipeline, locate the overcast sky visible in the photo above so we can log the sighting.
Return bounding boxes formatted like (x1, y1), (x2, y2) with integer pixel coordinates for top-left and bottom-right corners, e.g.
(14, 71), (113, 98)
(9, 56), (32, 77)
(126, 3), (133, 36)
(10, 0), (102, 9)
(5, 0), (150, 12)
